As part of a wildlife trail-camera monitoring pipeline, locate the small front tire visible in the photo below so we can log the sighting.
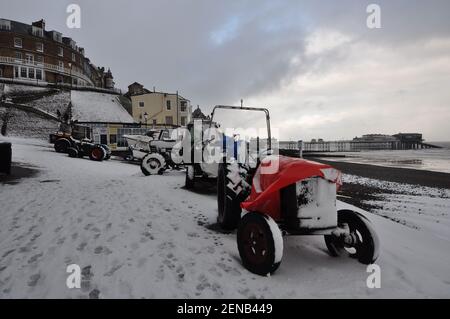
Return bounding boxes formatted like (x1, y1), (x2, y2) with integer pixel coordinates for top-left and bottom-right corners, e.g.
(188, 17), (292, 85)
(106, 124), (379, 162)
(324, 209), (380, 265)
(141, 153), (166, 176)
(237, 212), (283, 276)
(67, 147), (78, 158)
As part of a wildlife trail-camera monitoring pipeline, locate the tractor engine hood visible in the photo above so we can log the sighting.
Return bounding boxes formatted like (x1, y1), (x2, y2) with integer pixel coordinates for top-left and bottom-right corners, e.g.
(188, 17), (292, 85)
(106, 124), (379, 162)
(241, 155), (342, 217)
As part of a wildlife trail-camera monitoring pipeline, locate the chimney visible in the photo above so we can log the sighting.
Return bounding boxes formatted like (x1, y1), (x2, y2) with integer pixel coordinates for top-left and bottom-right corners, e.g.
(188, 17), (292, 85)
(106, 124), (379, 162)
(32, 19), (45, 30)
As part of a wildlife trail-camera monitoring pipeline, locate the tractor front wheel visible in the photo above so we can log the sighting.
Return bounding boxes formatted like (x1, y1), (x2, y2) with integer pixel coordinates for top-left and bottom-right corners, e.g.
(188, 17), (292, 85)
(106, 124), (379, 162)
(237, 212), (283, 276)
(141, 153), (166, 176)
(67, 147), (78, 158)
(324, 209), (380, 265)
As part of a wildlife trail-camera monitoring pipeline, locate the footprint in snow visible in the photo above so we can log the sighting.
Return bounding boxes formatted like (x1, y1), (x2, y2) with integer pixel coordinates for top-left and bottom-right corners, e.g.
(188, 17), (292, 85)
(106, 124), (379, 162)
(77, 242), (87, 251)
(27, 273), (41, 287)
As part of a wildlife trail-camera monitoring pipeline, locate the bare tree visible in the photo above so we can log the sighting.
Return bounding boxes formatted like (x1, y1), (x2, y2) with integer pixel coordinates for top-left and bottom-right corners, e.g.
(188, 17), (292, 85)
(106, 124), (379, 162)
(0, 100), (13, 136)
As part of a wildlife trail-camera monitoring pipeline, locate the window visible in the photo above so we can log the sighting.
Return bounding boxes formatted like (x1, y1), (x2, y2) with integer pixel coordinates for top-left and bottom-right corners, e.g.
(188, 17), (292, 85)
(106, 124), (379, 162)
(20, 67), (27, 78)
(36, 55), (43, 64)
(28, 68), (35, 79)
(14, 38), (22, 48)
(180, 116), (187, 126)
(165, 116), (173, 125)
(58, 47), (63, 57)
(100, 135), (108, 145)
(36, 69), (42, 80)
(166, 100), (171, 110)
(58, 61), (64, 70)
(180, 101), (187, 112)
(109, 134), (117, 144)
(36, 42), (43, 52)
(0, 19), (11, 30)
(15, 51), (22, 61)
(25, 54), (34, 64)
(0, 68), (2, 78)
(72, 52), (76, 62)
(14, 66), (19, 78)
(152, 119), (157, 125)
(139, 101), (145, 107)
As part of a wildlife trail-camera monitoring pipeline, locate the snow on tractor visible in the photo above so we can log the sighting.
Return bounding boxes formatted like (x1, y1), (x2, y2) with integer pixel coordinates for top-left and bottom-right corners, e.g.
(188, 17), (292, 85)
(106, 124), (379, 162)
(209, 105), (380, 276)
(123, 129), (183, 176)
(54, 136), (111, 161)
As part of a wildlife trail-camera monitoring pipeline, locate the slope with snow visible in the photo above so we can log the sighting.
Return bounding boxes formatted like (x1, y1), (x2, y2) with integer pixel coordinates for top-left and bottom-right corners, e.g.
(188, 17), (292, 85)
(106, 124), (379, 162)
(0, 107), (59, 140)
(0, 137), (449, 298)
(70, 91), (134, 123)
(22, 90), (70, 117)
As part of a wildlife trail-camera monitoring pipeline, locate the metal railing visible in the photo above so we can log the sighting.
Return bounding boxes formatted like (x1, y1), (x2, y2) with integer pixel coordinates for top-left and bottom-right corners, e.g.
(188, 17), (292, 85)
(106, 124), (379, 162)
(0, 55), (94, 85)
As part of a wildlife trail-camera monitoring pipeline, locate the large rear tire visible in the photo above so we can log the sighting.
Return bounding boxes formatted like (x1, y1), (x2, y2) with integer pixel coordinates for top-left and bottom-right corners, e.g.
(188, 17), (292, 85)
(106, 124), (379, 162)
(217, 162), (246, 230)
(54, 138), (70, 153)
(89, 146), (105, 161)
(141, 153), (166, 176)
(237, 212), (283, 276)
(324, 209), (380, 265)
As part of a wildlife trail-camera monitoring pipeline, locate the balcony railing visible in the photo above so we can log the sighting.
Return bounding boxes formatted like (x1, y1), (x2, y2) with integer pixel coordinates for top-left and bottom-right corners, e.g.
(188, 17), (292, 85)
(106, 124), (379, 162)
(0, 55), (94, 85)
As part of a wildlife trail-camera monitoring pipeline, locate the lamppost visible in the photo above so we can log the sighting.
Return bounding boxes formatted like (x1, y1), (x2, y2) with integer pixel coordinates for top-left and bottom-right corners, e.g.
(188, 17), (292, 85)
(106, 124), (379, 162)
(68, 62), (72, 89)
(144, 112), (148, 128)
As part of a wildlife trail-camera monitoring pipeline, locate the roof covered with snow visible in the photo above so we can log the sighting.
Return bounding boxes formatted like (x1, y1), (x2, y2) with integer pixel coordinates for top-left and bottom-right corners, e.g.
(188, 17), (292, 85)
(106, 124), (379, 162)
(71, 90), (134, 123)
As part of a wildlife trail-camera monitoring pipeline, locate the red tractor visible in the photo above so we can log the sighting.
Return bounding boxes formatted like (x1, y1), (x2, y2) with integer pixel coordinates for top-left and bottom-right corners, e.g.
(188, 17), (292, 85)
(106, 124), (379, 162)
(214, 106), (380, 276)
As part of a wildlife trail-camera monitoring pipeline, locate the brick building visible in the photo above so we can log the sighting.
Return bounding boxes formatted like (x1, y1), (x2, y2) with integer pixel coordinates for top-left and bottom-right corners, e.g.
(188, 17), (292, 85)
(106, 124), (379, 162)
(0, 18), (114, 89)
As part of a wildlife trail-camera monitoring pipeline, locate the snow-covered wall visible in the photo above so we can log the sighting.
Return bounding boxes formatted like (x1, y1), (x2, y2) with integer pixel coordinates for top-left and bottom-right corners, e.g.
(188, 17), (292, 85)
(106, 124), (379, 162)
(0, 106), (59, 140)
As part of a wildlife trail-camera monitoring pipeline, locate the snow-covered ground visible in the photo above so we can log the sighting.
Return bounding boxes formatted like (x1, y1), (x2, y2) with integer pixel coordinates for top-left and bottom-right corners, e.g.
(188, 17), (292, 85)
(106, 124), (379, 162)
(1, 137), (450, 298)
(343, 174), (450, 241)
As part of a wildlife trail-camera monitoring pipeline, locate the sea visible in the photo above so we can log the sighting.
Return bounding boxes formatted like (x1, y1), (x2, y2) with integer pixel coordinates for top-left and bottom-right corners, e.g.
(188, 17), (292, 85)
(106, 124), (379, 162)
(318, 142), (450, 174)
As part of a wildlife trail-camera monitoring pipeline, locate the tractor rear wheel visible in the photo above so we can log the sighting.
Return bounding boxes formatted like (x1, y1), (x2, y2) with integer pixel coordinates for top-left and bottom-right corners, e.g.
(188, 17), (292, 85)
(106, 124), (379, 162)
(89, 147), (105, 161)
(237, 212), (283, 276)
(324, 209), (380, 265)
(217, 162), (245, 230)
(54, 138), (70, 153)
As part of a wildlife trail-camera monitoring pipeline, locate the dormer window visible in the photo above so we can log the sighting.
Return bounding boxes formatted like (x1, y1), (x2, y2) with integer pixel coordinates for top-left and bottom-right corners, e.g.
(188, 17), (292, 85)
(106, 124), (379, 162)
(52, 31), (62, 43)
(58, 47), (63, 57)
(72, 52), (76, 62)
(32, 26), (43, 37)
(14, 38), (22, 48)
(0, 19), (11, 30)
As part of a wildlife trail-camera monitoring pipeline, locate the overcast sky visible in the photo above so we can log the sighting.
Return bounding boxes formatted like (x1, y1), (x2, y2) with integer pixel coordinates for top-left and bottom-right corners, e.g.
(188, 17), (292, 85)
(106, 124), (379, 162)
(2, 0), (450, 141)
